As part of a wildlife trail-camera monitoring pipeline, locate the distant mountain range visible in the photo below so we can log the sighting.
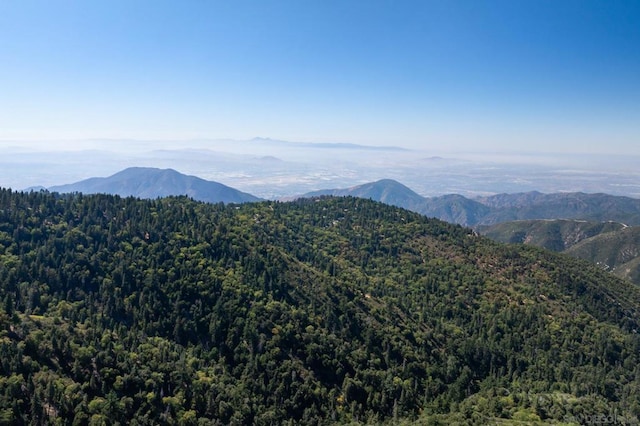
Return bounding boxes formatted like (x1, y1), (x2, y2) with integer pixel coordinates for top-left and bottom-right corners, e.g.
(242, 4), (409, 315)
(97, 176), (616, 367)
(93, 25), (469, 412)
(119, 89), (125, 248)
(474, 191), (640, 226)
(300, 180), (640, 227)
(247, 137), (409, 151)
(48, 167), (262, 204)
(45, 171), (640, 227)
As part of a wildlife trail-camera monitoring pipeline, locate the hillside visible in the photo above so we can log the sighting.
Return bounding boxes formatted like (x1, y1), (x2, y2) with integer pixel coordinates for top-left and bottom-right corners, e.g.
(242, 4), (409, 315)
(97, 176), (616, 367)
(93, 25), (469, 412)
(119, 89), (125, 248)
(2, 189), (640, 424)
(479, 219), (625, 251)
(475, 191), (640, 226)
(48, 167), (261, 204)
(566, 226), (640, 284)
(480, 220), (640, 285)
(418, 194), (492, 226)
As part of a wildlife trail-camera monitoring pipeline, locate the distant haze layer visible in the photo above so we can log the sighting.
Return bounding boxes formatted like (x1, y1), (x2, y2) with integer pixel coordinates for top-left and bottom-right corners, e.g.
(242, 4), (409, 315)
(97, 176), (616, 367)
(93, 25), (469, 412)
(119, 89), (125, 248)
(1, 138), (640, 199)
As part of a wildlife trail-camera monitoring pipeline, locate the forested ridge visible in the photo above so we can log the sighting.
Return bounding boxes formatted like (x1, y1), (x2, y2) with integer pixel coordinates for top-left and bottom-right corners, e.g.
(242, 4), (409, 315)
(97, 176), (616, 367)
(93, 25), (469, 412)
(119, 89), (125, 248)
(2, 188), (640, 425)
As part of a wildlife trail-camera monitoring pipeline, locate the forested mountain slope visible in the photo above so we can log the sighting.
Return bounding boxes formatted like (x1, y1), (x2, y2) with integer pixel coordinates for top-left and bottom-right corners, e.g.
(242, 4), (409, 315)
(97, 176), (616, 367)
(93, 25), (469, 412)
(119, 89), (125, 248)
(565, 226), (640, 285)
(1, 189), (640, 424)
(475, 191), (640, 226)
(479, 219), (625, 251)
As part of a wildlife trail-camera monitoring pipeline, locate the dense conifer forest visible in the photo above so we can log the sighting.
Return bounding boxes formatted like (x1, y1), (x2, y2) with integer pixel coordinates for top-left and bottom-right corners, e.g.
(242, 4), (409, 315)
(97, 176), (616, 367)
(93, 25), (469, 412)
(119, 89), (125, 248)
(1, 188), (640, 424)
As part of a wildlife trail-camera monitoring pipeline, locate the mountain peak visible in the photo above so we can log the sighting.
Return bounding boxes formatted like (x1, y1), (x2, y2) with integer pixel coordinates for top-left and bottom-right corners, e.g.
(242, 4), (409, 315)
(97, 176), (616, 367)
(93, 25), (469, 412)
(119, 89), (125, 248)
(48, 167), (261, 204)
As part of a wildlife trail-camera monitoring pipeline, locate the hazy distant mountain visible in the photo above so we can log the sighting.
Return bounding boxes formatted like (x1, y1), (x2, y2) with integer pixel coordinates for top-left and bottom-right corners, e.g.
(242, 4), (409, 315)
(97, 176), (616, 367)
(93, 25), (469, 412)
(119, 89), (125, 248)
(248, 137), (409, 151)
(49, 167), (261, 204)
(417, 194), (491, 226)
(303, 179), (428, 211)
(474, 191), (549, 209)
(475, 191), (640, 226)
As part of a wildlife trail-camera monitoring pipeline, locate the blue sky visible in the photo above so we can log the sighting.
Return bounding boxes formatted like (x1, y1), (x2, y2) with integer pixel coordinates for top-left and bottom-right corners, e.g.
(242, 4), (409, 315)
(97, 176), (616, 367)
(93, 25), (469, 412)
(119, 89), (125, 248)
(1, 0), (639, 154)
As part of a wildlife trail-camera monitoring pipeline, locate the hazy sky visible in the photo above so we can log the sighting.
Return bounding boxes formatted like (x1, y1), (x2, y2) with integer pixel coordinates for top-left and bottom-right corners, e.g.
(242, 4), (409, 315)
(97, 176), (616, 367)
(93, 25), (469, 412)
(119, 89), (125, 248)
(1, 1), (639, 154)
